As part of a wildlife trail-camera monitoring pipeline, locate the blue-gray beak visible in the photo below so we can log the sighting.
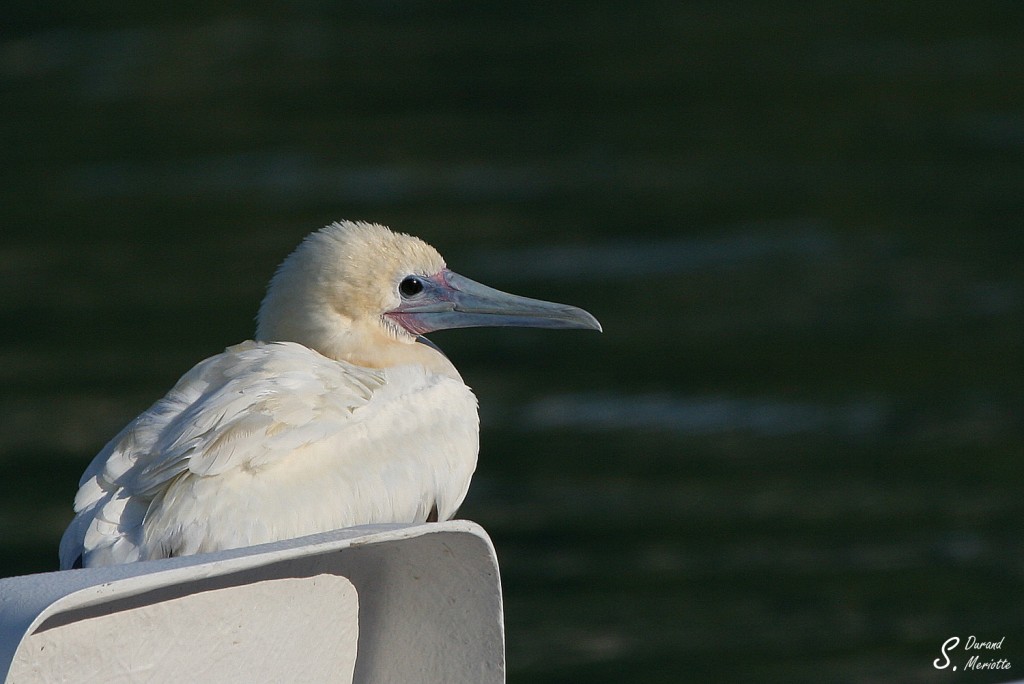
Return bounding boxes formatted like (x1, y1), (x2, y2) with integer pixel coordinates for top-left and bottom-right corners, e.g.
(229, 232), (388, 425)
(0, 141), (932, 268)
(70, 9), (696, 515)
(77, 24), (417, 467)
(387, 269), (602, 336)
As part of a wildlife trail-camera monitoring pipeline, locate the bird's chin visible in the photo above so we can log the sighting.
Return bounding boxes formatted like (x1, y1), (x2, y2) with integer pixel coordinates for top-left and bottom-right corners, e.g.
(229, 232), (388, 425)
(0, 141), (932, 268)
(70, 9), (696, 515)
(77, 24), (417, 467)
(384, 311), (433, 337)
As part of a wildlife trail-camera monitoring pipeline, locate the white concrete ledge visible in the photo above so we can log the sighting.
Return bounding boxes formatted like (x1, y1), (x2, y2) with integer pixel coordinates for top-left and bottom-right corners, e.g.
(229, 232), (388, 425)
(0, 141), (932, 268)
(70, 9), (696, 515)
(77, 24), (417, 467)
(0, 521), (505, 683)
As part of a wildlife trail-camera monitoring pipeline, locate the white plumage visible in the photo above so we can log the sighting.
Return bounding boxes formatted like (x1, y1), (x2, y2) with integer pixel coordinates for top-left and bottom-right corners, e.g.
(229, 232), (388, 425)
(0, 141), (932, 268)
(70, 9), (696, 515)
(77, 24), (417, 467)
(60, 221), (599, 568)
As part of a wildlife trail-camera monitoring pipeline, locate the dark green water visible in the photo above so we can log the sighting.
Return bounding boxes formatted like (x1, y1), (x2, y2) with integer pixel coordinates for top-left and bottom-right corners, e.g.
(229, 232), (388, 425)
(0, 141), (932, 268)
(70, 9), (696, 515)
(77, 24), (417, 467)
(2, 2), (1022, 681)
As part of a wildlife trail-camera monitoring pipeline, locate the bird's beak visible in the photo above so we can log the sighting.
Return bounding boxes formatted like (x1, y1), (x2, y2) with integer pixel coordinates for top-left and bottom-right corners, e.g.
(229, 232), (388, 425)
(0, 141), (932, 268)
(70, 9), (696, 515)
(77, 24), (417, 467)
(387, 269), (602, 336)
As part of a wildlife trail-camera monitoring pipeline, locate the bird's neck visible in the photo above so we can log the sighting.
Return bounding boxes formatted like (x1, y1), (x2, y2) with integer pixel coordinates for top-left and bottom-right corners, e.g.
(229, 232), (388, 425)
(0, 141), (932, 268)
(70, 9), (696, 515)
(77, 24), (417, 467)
(257, 313), (462, 381)
(256, 279), (462, 380)
(332, 326), (462, 380)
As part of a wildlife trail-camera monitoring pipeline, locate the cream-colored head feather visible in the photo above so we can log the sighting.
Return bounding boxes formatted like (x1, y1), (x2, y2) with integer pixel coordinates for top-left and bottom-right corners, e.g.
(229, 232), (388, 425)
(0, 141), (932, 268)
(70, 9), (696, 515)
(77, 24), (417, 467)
(256, 221), (449, 369)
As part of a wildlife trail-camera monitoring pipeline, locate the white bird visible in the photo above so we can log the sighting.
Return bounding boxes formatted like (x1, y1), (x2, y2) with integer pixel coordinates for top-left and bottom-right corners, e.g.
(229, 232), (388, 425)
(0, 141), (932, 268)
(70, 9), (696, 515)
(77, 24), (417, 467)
(59, 221), (600, 569)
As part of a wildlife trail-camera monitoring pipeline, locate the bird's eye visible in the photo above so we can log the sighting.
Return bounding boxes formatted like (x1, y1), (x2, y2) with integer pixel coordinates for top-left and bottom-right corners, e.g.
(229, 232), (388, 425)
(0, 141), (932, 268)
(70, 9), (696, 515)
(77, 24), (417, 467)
(399, 276), (425, 298)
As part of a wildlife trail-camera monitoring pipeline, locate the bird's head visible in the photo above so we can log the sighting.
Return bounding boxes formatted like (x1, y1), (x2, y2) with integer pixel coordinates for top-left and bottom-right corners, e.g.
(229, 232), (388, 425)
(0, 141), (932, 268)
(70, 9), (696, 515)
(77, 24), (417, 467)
(256, 221), (600, 369)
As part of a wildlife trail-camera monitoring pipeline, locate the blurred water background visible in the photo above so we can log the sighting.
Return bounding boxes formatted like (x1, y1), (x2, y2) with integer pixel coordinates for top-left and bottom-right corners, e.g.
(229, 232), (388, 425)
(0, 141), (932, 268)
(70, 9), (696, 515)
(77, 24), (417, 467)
(2, 2), (1022, 682)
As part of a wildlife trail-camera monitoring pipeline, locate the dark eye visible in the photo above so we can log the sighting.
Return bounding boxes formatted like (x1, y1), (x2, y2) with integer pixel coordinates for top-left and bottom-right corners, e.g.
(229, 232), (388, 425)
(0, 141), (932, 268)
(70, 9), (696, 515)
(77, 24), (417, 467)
(399, 276), (425, 298)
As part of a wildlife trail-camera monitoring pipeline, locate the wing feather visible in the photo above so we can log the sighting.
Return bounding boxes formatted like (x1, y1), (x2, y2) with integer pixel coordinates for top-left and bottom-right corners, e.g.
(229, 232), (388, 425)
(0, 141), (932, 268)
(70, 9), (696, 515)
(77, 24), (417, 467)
(59, 340), (438, 569)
